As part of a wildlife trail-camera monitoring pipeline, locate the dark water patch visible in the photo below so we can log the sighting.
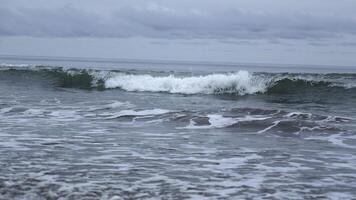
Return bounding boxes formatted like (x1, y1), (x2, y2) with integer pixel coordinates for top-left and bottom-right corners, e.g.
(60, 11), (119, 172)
(285, 112), (328, 121)
(45, 69), (97, 90)
(0, 66), (105, 90)
(1, 107), (28, 114)
(170, 114), (195, 123)
(266, 78), (334, 94)
(191, 117), (211, 126)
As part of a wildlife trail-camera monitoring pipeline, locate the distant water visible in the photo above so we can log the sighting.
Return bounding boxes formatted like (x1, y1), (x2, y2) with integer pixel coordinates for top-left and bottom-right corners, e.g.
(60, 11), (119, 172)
(1, 57), (356, 199)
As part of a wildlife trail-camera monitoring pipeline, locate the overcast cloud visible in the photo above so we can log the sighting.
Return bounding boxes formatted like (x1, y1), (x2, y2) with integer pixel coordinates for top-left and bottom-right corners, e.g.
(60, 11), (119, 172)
(1, 0), (356, 40)
(1, 0), (356, 66)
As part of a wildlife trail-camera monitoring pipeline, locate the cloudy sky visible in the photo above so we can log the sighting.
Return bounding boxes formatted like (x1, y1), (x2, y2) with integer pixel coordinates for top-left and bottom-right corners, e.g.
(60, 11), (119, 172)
(1, 0), (356, 66)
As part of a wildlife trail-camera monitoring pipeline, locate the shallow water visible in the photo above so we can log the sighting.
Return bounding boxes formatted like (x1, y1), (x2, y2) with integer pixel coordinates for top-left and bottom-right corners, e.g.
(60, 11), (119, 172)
(1, 59), (356, 199)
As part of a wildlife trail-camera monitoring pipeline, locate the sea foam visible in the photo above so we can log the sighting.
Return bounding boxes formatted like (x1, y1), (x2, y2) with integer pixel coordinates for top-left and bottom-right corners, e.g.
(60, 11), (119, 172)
(104, 70), (268, 95)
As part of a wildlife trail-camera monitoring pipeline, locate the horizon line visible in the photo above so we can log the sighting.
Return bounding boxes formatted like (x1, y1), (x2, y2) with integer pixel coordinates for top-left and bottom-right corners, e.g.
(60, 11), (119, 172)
(0, 54), (355, 70)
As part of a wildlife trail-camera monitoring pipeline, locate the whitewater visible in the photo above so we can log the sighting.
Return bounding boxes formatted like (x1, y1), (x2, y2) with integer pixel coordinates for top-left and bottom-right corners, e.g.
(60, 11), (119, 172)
(1, 64), (356, 95)
(1, 61), (356, 200)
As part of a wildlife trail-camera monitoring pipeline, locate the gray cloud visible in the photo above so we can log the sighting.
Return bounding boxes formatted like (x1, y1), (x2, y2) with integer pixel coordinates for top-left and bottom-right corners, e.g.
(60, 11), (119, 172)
(1, 1), (356, 41)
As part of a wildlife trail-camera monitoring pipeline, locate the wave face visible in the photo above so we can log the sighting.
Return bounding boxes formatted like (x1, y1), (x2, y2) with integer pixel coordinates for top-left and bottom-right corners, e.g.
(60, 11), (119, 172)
(0, 66), (107, 90)
(1, 65), (356, 95)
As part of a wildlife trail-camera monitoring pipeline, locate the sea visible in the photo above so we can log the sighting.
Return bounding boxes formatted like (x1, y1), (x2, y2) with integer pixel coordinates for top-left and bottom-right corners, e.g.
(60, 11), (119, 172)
(1, 56), (356, 200)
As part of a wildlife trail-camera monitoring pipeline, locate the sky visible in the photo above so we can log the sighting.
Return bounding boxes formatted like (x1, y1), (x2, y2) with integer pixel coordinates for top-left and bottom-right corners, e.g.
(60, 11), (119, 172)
(1, 0), (356, 66)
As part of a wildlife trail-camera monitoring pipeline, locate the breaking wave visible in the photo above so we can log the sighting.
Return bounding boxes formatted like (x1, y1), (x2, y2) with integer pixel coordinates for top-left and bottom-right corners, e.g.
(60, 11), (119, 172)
(1, 65), (356, 95)
(104, 70), (267, 95)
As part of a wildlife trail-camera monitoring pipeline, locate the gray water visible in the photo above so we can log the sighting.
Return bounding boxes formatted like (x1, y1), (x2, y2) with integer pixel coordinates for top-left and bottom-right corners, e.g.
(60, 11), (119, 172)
(1, 57), (356, 199)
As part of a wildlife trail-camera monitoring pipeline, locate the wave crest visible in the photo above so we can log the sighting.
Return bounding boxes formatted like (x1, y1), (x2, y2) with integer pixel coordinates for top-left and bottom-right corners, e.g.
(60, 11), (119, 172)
(105, 70), (268, 95)
(1, 65), (356, 95)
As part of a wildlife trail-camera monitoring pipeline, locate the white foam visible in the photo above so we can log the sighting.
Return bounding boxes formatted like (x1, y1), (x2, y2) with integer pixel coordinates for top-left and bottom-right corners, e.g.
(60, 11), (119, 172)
(323, 116), (353, 122)
(186, 114), (237, 129)
(0, 107), (13, 114)
(40, 98), (61, 105)
(307, 134), (356, 149)
(106, 109), (171, 119)
(104, 71), (268, 95)
(326, 192), (354, 200)
(0, 63), (30, 67)
(212, 154), (263, 170)
(104, 101), (131, 109)
(23, 108), (45, 116)
(48, 110), (82, 121)
(88, 101), (134, 111)
(258, 120), (281, 133)
(284, 112), (311, 118)
(236, 115), (270, 122)
(208, 114), (237, 128)
(186, 115), (270, 129)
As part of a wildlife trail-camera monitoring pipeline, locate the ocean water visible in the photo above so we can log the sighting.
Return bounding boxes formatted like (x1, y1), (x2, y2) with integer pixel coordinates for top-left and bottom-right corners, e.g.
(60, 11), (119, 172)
(1, 57), (356, 199)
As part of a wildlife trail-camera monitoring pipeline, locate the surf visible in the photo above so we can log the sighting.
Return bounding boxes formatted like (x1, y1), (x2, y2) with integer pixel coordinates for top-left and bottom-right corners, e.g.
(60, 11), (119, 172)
(1, 64), (356, 96)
